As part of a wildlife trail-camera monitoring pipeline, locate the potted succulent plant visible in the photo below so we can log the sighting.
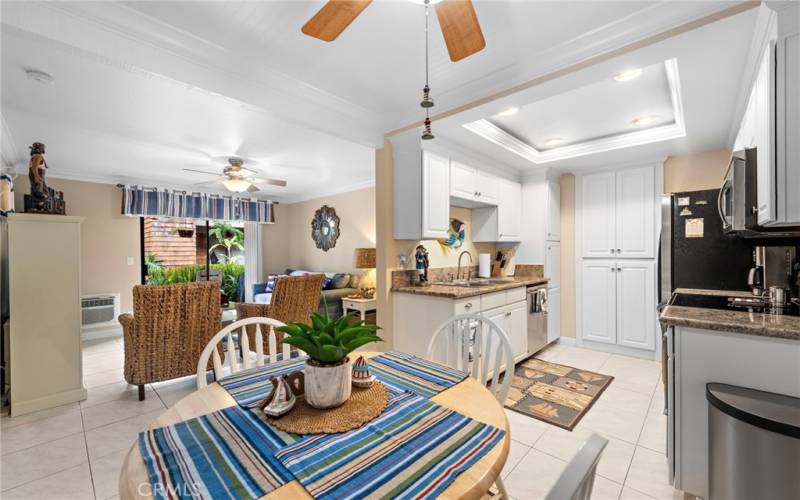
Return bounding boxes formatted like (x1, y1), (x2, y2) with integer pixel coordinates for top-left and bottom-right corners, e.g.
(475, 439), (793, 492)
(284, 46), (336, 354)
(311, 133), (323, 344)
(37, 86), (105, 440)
(276, 308), (382, 409)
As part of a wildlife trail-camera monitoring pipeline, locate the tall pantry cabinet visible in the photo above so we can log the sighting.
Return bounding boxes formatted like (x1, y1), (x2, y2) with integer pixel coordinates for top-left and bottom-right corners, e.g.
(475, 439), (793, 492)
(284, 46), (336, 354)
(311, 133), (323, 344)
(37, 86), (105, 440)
(577, 164), (658, 353)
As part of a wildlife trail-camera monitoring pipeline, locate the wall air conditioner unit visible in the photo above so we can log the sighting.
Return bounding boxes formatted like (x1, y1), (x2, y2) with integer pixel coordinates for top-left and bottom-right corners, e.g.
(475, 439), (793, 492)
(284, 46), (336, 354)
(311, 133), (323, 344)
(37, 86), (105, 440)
(80, 293), (121, 340)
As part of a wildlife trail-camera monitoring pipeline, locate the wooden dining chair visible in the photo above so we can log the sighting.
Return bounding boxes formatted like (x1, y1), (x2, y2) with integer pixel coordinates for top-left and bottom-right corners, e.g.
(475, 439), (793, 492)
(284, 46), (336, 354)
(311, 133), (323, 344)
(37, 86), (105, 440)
(545, 434), (608, 500)
(196, 316), (296, 389)
(427, 313), (516, 499)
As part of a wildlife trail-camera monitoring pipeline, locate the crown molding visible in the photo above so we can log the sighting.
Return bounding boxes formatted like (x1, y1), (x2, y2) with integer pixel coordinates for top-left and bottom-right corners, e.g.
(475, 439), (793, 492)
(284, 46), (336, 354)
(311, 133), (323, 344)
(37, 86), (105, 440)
(463, 59), (686, 165)
(0, 113), (21, 168)
(1, 2), (385, 148)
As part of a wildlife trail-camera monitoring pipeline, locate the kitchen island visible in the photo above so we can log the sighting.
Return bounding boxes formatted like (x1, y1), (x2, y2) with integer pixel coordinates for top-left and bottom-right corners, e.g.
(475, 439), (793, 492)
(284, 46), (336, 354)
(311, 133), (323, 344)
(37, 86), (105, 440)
(660, 290), (800, 499)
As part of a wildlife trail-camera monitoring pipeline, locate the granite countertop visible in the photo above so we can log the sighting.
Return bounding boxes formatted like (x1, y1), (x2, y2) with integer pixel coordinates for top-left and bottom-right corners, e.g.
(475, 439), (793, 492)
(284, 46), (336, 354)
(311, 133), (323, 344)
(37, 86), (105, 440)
(673, 288), (755, 298)
(660, 288), (800, 340)
(392, 277), (549, 299)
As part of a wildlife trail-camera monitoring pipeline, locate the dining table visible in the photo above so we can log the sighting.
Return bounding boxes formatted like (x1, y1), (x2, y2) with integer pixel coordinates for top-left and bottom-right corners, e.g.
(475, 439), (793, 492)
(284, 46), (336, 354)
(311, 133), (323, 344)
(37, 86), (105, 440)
(118, 352), (511, 499)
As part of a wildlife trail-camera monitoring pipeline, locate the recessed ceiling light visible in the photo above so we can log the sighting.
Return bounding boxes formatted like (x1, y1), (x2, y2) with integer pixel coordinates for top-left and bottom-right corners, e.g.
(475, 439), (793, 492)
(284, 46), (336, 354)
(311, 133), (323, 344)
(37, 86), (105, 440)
(25, 69), (54, 85)
(544, 138), (565, 147)
(633, 115), (659, 126)
(496, 107), (518, 117)
(613, 68), (642, 82)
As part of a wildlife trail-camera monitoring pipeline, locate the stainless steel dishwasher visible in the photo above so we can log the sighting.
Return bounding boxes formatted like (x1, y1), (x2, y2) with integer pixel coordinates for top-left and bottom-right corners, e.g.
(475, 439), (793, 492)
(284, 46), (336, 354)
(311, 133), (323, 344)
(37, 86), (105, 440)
(526, 284), (548, 355)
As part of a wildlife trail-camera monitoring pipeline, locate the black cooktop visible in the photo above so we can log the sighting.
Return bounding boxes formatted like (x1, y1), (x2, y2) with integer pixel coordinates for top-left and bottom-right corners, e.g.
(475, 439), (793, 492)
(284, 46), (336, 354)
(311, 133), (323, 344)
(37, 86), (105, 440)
(669, 293), (800, 317)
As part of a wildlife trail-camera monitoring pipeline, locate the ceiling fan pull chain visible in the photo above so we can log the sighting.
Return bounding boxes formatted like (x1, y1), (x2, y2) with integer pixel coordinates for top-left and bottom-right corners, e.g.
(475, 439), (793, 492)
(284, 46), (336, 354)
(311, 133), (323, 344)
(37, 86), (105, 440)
(421, 0), (435, 140)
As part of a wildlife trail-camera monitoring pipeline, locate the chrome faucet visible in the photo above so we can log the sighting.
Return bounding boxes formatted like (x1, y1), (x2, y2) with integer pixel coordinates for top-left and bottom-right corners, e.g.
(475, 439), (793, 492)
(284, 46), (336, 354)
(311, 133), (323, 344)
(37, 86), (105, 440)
(457, 251), (473, 281)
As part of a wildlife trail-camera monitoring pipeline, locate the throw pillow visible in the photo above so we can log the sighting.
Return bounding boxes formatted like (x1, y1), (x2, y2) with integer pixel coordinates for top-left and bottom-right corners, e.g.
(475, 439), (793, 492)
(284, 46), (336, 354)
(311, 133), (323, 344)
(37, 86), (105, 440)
(265, 274), (283, 292)
(330, 273), (352, 289)
(321, 277), (332, 290)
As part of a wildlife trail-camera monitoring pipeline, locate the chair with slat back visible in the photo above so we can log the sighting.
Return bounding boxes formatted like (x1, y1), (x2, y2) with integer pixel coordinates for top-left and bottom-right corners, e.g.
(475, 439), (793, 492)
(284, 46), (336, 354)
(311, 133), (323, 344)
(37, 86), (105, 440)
(196, 316), (300, 389)
(545, 434), (608, 500)
(427, 313), (515, 499)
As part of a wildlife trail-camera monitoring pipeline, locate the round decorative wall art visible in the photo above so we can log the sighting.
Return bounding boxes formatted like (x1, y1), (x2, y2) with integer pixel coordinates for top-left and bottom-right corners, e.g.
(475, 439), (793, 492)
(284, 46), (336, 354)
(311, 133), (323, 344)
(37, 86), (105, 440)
(311, 205), (340, 252)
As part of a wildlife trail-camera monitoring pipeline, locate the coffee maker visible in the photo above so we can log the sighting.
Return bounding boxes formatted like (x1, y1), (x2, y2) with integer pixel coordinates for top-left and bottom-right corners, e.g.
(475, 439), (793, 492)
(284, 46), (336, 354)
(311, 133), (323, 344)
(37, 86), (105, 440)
(748, 246), (799, 299)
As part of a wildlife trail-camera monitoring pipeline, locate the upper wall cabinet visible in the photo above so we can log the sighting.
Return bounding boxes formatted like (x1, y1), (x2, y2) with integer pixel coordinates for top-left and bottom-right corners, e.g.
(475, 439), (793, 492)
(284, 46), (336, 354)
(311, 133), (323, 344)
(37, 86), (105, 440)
(450, 161), (499, 206)
(581, 165), (655, 259)
(473, 178), (522, 242)
(392, 134), (451, 240)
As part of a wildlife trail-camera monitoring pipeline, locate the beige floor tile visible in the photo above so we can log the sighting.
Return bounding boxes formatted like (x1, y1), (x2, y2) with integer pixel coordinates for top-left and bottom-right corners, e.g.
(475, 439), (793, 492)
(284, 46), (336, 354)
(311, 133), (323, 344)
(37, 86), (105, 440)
(597, 385), (652, 416)
(637, 411), (666, 454)
(535, 426), (635, 485)
(1, 433), (88, 491)
(1, 402), (80, 430)
(82, 337), (123, 356)
(83, 350), (125, 375)
(85, 368), (126, 389)
(577, 401), (646, 444)
(598, 355), (661, 395)
(81, 394), (165, 430)
(1, 462), (94, 500)
(550, 347), (613, 372)
(505, 409), (550, 447)
(502, 438), (531, 479)
(533, 343), (567, 361)
(505, 449), (567, 499)
(85, 409), (164, 461)
(90, 449), (129, 500)
(620, 486), (657, 499)
(591, 476), (623, 500)
(625, 446), (682, 500)
(1, 409), (84, 455)
(81, 381), (157, 409)
(151, 376), (198, 408)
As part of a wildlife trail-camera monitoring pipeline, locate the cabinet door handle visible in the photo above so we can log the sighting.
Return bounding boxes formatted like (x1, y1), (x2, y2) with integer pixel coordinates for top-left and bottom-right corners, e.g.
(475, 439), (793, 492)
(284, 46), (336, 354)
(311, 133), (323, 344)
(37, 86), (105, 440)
(617, 267), (622, 272)
(464, 303), (473, 310)
(611, 267), (616, 272)
(610, 248), (615, 253)
(505, 312), (512, 317)
(617, 248), (621, 253)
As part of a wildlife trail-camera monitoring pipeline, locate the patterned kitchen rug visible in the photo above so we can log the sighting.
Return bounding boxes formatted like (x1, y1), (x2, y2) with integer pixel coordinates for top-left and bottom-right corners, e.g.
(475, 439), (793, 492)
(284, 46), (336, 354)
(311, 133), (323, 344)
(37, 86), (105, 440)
(502, 358), (613, 430)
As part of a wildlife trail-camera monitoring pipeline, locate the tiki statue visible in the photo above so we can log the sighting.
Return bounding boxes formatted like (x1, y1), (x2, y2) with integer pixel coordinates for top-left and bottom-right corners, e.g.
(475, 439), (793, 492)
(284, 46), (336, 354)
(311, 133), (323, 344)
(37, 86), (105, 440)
(28, 142), (49, 211)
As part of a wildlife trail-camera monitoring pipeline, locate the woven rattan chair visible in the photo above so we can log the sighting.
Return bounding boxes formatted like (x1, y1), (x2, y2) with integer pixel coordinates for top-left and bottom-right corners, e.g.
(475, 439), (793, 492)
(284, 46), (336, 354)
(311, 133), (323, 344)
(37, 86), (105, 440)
(236, 274), (324, 356)
(119, 281), (222, 400)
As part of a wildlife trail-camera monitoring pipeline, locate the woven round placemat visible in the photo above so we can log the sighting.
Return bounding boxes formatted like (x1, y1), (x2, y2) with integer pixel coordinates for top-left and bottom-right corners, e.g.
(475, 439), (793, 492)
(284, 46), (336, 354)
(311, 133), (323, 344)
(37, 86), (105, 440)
(267, 382), (390, 434)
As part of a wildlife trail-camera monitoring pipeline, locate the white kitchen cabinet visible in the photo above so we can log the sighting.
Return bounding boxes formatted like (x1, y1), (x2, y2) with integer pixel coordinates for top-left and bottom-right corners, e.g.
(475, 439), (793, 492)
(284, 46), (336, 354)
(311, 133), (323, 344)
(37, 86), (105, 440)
(485, 301), (527, 363)
(581, 166), (655, 259)
(473, 177), (522, 242)
(422, 150), (450, 239)
(756, 40), (776, 225)
(497, 178), (521, 241)
(616, 261), (656, 350)
(545, 241), (561, 290)
(615, 166), (655, 258)
(581, 260), (617, 345)
(546, 181), (561, 241)
(581, 171), (616, 258)
(547, 288), (561, 344)
(477, 171), (499, 205)
(775, 4), (800, 225)
(450, 161), (476, 200)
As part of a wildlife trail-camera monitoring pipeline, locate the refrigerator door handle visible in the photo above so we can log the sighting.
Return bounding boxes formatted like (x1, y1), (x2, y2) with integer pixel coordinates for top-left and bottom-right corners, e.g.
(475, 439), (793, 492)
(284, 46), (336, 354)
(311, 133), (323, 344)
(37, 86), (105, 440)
(717, 179), (730, 228)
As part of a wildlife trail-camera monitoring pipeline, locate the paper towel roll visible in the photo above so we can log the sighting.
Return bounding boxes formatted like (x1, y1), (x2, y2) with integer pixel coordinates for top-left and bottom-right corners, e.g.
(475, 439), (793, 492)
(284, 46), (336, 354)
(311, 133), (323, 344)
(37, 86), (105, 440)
(478, 253), (491, 278)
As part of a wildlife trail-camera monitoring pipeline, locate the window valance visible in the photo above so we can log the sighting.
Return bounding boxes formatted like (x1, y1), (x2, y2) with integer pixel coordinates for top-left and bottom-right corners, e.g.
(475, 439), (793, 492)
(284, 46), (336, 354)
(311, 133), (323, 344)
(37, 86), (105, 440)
(120, 185), (274, 223)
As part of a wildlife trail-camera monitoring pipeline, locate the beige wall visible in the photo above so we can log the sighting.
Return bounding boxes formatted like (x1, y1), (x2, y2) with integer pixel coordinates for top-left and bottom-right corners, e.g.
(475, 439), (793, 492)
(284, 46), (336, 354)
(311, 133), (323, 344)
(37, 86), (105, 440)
(393, 206), (496, 271)
(664, 149), (731, 193)
(261, 187), (376, 284)
(13, 177), (141, 313)
(559, 174), (576, 339)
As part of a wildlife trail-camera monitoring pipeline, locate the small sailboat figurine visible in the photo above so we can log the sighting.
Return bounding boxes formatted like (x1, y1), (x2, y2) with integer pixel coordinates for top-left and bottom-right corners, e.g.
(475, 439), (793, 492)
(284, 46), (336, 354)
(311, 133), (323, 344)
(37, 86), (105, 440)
(261, 376), (296, 417)
(352, 356), (376, 388)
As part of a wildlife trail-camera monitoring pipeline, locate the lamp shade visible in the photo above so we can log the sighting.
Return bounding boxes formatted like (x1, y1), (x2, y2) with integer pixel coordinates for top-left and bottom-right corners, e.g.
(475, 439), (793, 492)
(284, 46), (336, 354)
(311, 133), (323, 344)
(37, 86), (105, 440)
(355, 248), (376, 269)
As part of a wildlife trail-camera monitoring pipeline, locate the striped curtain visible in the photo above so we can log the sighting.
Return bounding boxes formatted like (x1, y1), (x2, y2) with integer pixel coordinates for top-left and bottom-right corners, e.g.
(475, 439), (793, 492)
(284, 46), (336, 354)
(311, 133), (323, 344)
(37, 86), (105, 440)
(120, 185), (275, 223)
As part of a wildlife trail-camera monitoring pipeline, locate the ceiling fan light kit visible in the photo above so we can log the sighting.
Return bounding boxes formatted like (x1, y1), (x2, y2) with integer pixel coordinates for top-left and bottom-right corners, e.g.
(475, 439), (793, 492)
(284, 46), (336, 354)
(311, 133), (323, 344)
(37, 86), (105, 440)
(184, 157), (287, 193)
(222, 177), (250, 193)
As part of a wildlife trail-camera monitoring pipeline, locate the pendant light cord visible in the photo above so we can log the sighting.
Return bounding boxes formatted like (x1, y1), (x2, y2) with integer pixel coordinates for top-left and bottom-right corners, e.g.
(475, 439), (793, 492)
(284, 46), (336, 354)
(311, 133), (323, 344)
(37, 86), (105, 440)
(424, 0), (429, 86)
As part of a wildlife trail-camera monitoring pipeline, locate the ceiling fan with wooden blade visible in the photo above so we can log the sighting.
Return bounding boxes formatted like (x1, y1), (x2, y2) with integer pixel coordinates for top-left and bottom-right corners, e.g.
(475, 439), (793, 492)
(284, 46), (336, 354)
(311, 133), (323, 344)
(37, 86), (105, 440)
(182, 158), (287, 193)
(301, 0), (485, 62)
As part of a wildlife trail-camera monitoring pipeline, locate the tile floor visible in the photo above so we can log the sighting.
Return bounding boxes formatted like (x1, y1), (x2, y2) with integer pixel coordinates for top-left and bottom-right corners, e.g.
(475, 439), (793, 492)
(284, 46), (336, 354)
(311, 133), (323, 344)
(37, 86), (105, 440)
(1, 338), (682, 500)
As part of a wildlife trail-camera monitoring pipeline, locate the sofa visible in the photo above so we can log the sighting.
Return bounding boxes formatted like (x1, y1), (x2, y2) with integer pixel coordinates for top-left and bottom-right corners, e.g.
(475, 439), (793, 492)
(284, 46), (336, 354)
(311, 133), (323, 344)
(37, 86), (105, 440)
(252, 269), (359, 320)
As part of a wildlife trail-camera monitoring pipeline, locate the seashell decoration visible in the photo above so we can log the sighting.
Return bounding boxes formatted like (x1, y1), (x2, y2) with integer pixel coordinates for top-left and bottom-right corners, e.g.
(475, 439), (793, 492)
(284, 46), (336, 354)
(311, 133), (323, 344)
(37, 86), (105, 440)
(261, 376), (296, 417)
(352, 356), (376, 388)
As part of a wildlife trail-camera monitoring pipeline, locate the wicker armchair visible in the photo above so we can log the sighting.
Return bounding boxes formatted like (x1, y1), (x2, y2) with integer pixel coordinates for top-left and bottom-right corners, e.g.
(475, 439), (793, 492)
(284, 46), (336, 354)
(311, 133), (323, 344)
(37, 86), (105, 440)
(236, 274), (324, 354)
(119, 281), (222, 400)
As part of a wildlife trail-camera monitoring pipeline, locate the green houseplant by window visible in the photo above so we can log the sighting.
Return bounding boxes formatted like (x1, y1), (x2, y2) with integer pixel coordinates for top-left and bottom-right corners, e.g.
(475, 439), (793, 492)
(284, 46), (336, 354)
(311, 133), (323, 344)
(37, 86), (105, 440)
(276, 307), (382, 409)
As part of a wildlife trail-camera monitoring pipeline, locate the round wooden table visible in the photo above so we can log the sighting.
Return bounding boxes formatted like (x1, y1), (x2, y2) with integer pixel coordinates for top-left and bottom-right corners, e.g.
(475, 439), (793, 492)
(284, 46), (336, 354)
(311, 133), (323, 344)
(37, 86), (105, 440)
(119, 352), (510, 499)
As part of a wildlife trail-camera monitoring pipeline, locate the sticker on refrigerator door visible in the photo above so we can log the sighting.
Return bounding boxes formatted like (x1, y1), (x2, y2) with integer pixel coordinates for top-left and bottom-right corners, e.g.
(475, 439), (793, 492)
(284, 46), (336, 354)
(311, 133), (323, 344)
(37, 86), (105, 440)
(677, 196), (691, 206)
(685, 218), (704, 238)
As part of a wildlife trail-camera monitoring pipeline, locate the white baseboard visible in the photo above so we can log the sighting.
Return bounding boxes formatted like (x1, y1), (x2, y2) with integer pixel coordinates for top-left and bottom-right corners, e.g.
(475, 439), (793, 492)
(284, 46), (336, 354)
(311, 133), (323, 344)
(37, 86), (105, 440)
(556, 337), (577, 346)
(10, 386), (88, 416)
(576, 338), (657, 360)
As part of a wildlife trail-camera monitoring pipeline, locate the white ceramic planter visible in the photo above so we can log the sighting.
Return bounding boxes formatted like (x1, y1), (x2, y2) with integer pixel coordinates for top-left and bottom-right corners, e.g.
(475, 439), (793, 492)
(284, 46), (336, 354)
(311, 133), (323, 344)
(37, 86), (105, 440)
(304, 358), (352, 409)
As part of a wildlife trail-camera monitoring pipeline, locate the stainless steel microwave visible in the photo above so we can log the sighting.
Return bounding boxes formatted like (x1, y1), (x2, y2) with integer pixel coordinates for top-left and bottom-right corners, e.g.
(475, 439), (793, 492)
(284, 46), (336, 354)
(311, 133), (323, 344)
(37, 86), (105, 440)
(718, 149), (756, 234)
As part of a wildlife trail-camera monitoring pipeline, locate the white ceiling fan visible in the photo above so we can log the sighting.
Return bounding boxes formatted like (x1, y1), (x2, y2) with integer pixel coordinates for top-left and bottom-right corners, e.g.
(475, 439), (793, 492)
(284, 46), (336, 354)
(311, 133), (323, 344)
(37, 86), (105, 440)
(183, 157), (287, 193)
